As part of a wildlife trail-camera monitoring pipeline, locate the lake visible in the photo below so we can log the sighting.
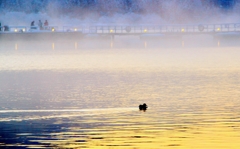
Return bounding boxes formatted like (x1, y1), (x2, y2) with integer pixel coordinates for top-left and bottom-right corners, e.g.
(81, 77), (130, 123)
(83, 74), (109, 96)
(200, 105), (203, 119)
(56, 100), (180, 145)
(0, 40), (240, 148)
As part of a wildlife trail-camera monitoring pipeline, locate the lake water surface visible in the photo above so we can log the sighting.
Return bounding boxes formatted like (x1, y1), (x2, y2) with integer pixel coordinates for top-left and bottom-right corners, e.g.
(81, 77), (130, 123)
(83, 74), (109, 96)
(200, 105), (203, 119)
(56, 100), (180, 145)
(0, 41), (240, 148)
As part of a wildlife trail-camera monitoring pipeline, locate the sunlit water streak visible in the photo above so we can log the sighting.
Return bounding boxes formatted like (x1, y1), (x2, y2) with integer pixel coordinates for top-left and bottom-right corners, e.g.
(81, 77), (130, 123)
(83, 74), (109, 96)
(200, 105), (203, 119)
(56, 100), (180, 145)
(0, 108), (135, 122)
(0, 108), (135, 113)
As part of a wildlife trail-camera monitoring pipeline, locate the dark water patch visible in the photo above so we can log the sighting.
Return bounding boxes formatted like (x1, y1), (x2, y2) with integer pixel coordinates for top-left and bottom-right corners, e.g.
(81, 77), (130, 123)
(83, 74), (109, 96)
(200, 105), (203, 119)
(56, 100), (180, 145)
(168, 144), (181, 146)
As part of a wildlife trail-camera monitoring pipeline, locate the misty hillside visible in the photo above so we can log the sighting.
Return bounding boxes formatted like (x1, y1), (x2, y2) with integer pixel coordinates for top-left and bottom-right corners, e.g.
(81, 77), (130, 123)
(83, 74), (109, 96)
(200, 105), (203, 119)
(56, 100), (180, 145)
(0, 0), (239, 25)
(0, 0), (237, 14)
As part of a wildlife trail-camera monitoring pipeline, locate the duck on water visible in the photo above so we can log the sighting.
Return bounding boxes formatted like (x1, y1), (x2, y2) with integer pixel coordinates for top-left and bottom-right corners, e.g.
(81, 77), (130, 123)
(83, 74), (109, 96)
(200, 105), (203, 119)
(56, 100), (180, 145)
(139, 103), (148, 111)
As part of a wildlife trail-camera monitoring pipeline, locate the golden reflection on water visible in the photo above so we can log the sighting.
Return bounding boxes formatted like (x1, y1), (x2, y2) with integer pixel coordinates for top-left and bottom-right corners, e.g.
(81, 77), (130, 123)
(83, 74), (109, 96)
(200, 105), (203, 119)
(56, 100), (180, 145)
(75, 42), (78, 50)
(15, 43), (18, 50)
(52, 42), (55, 50)
(24, 108), (240, 149)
